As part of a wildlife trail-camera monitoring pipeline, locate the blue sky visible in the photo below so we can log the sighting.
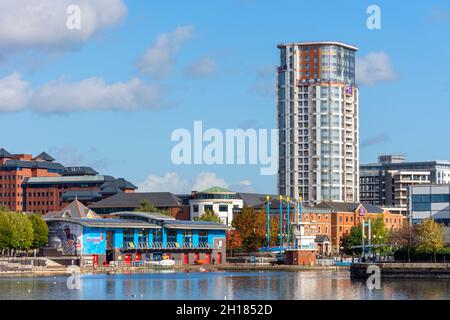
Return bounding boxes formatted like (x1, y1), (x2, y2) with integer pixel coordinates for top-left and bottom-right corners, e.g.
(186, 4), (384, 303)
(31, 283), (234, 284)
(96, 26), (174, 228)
(0, 0), (449, 194)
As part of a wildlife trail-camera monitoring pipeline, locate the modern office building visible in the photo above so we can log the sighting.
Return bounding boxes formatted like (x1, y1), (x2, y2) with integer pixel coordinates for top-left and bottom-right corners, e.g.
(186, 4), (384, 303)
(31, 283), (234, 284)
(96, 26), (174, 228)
(409, 184), (450, 244)
(409, 184), (450, 225)
(44, 200), (231, 266)
(277, 41), (359, 204)
(360, 155), (450, 214)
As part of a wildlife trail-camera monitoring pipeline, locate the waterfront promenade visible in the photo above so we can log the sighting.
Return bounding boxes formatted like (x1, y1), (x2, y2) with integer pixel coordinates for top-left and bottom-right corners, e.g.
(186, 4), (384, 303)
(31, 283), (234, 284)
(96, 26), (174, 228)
(351, 262), (450, 279)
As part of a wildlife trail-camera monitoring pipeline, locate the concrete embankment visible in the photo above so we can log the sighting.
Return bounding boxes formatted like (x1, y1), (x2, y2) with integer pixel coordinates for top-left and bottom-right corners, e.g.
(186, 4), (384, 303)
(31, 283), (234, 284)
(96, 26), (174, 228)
(351, 263), (450, 279)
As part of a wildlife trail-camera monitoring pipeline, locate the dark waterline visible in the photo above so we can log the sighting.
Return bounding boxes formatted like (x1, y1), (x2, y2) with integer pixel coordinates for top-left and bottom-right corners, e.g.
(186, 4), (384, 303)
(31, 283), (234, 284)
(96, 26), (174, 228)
(0, 270), (449, 300)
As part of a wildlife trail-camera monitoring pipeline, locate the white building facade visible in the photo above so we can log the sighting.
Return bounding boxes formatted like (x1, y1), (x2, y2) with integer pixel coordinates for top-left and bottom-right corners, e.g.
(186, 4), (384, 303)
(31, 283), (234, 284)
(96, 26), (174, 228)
(188, 187), (243, 226)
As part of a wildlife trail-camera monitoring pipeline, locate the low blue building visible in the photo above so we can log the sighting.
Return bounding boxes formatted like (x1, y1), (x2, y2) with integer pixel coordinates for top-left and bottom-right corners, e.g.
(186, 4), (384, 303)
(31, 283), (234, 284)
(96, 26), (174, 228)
(44, 200), (231, 266)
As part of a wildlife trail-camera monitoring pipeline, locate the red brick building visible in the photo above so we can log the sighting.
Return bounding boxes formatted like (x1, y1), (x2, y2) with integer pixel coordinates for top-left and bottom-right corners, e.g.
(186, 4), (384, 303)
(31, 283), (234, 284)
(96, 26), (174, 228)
(314, 202), (404, 254)
(251, 198), (404, 255)
(0, 149), (64, 211)
(0, 148), (136, 214)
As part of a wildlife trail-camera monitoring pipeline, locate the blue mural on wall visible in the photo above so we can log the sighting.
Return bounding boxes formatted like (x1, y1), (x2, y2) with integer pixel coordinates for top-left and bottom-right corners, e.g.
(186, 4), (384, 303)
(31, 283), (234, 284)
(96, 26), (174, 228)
(83, 227), (106, 255)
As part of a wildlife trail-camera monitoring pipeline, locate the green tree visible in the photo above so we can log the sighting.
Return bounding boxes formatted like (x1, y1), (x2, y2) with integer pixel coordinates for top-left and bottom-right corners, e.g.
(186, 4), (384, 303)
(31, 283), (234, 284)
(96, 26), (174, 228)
(135, 200), (172, 217)
(370, 217), (389, 254)
(0, 212), (13, 252)
(342, 225), (363, 255)
(9, 213), (33, 251)
(28, 214), (49, 248)
(417, 218), (445, 262)
(197, 209), (222, 223)
(342, 217), (389, 255)
(0, 211), (35, 255)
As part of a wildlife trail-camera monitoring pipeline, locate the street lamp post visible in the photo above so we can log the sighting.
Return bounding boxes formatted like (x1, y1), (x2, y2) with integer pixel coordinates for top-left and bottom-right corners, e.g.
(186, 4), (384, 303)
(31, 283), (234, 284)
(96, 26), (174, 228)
(286, 196), (290, 248)
(266, 195), (270, 250)
(279, 195), (283, 256)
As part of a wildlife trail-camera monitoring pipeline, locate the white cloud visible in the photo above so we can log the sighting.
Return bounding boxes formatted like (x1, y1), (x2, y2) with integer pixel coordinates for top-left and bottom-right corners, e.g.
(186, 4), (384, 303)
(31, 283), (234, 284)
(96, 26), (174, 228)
(185, 56), (217, 78)
(0, 73), (162, 113)
(0, 0), (127, 53)
(229, 179), (256, 193)
(138, 172), (190, 194)
(356, 52), (397, 85)
(0, 73), (31, 112)
(191, 172), (228, 191)
(137, 25), (195, 78)
(138, 171), (255, 194)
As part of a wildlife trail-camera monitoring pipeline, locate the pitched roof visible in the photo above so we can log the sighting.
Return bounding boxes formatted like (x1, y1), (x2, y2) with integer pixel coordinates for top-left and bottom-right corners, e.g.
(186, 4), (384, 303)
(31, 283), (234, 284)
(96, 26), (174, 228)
(251, 199), (331, 213)
(315, 201), (384, 214)
(0, 148), (12, 158)
(45, 199), (102, 219)
(89, 192), (183, 209)
(100, 178), (137, 195)
(35, 152), (55, 162)
(1, 160), (65, 171)
(237, 193), (275, 207)
(111, 211), (176, 221)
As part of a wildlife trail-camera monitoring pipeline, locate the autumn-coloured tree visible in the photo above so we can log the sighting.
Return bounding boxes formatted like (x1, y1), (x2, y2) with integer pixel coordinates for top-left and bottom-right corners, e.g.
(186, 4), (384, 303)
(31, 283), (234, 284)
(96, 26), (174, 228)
(269, 215), (281, 247)
(417, 218), (445, 262)
(232, 206), (266, 252)
(389, 223), (419, 262)
(226, 230), (243, 255)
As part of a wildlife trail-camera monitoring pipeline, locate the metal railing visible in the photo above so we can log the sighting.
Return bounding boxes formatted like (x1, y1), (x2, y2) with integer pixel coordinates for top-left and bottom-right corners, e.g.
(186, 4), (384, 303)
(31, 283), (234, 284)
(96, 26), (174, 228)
(122, 241), (212, 250)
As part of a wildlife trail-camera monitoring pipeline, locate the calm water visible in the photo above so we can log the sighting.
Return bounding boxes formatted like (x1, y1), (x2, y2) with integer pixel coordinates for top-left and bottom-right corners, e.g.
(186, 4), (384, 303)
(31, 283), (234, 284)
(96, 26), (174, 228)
(0, 270), (449, 300)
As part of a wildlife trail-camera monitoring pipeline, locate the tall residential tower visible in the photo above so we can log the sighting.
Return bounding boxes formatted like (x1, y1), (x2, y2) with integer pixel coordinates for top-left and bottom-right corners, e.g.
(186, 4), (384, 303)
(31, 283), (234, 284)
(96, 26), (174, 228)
(277, 42), (359, 204)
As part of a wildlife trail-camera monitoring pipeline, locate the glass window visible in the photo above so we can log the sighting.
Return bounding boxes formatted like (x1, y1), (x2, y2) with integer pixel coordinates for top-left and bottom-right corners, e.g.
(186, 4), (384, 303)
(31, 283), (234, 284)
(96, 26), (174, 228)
(204, 205), (213, 212)
(123, 229), (134, 244)
(412, 202), (431, 211)
(153, 229), (163, 243)
(183, 230), (192, 245)
(193, 205), (199, 212)
(137, 229), (149, 243)
(166, 229), (177, 243)
(412, 194), (430, 203)
(219, 205), (228, 212)
(199, 231), (208, 244)
(431, 194), (450, 203)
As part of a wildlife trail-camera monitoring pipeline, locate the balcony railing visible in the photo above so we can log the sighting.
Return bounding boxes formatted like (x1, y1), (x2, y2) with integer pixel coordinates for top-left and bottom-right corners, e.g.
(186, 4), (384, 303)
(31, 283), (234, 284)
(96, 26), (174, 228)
(123, 241), (213, 250)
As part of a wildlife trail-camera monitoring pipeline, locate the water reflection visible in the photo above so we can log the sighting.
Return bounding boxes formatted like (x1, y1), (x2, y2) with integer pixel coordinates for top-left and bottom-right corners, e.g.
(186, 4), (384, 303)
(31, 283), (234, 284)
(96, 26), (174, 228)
(0, 271), (449, 300)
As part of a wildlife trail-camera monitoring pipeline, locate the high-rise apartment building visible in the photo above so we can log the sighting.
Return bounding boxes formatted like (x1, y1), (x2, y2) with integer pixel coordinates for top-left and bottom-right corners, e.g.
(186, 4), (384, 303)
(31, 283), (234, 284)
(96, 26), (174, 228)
(277, 42), (359, 204)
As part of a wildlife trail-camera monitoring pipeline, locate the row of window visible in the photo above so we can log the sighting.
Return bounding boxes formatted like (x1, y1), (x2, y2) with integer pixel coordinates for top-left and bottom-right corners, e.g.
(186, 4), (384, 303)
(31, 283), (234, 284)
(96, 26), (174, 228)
(1, 200), (61, 207)
(193, 204), (235, 213)
(412, 194), (450, 203)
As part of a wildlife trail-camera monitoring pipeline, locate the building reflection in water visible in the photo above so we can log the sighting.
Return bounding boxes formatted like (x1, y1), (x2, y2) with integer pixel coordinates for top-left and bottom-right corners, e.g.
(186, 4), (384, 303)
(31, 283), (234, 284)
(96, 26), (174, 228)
(1, 271), (450, 300)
